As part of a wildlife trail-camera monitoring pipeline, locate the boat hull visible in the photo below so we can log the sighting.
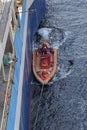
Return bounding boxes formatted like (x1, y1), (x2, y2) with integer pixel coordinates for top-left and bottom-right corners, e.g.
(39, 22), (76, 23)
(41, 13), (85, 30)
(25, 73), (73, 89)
(33, 48), (57, 85)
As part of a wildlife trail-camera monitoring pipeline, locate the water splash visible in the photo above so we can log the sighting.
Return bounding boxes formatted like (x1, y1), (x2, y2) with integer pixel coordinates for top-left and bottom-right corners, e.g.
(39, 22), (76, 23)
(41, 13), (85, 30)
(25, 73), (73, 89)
(32, 27), (71, 51)
(52, 64), (73, 82)
(53, 31), (71, 49)
(58, 66), (72, 79)
(38, 27), (52, 39)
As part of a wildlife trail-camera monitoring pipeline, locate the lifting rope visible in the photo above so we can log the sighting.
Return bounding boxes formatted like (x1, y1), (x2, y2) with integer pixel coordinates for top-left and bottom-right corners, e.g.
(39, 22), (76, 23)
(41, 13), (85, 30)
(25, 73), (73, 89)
(33, 84), (44, 130)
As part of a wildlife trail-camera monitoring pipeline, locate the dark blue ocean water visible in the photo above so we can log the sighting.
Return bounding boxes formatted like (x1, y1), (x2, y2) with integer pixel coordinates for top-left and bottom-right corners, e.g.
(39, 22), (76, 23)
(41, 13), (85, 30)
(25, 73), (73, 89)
(32, 0), (87, 130)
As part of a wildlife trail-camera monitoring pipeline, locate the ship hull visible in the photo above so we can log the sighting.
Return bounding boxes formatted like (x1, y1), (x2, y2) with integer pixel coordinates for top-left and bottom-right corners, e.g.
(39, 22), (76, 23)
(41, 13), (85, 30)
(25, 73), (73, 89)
(6, 0), (46, 130)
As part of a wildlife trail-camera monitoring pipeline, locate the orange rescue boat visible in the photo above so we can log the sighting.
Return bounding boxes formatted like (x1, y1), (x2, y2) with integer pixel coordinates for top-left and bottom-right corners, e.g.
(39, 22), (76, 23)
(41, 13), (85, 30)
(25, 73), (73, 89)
(33, 40), (57, 85)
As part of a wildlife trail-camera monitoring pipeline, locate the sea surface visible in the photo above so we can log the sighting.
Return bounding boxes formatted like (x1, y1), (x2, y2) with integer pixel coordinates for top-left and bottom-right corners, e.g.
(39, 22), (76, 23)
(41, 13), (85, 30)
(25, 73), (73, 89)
(31, 0), (87, 130)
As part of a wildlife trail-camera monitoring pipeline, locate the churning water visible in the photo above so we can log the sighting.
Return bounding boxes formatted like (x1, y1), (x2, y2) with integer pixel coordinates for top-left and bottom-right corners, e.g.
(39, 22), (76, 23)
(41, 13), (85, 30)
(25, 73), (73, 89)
(31, 0), (87, 130)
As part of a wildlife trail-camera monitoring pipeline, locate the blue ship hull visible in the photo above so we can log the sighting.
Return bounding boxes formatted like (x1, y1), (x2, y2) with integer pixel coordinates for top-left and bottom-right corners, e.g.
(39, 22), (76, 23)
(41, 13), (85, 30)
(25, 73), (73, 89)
(6, 0), (45, 130)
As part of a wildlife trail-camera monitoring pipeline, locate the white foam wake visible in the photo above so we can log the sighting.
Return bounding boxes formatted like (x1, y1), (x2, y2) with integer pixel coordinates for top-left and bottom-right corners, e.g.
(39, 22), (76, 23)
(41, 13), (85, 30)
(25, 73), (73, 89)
(53, 31), (71, 49)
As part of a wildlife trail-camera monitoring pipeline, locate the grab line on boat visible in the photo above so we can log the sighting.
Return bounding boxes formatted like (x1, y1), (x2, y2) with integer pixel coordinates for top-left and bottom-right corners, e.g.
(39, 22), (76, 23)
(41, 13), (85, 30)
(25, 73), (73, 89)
(33, 84), (44, 130)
